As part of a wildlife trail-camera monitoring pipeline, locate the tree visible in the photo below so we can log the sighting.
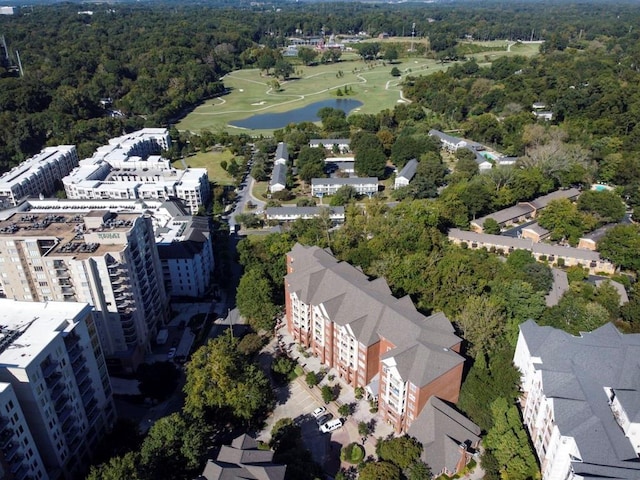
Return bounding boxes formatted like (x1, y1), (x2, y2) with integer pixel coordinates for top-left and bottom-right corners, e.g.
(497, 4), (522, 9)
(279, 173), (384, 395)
(137, 361), (179, 402)
(237, 333), (265, 356)
(86, 452), (141, 480)
(405, 461), (432, 480)
(390, 67), (401, 77)
(305, 371), (318, 388)
(383, 45), (399, 62)
(376, 435), (423, 470)
(483, 218), (501, 234)
(298, 47), (318, 66)
(577, 190), (626, 224)
(357, 43), (380, 60)
(355, 147), (387, 177)
(330, 185), (358, 206)
(237, 268), (279, 331)
(598, 224), (640, 271)
(321, 385), (336, 403)
(184, 335), (273, 420)
(457, 296), (506, 358)
(537, 198), (589, 245)
(359, 461), (401, 480)
(483, 398), (539, 479)
(274, 60), (294, 80)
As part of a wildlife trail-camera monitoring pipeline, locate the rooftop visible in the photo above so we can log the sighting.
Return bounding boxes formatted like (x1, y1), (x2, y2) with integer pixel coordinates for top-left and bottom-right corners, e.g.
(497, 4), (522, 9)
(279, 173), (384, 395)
(0, 299), (91, 367)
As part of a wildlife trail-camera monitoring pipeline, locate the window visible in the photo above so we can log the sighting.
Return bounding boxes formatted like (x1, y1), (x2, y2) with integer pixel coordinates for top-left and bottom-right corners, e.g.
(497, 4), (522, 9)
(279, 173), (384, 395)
(34, 266), (44, 271)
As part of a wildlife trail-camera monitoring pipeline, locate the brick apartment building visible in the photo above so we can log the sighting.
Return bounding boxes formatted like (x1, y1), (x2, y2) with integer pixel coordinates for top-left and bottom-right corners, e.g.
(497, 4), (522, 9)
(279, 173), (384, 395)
(284, 244), (465, 433)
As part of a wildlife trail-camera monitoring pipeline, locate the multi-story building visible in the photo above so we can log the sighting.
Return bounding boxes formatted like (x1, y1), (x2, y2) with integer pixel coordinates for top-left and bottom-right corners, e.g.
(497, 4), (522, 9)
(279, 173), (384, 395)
(284, 244), (464, 433)
(0, 147), (79, 207)
(265, 206), (345, 224)
(311, 177), (378, 197)
(514, 320), (640, 480)
(0, 210), (168, 372)
(0, 382), (47, 480)
(61, 129), (210, 215)
(1, 198), (215, 299)
(0, 300), (115, 480)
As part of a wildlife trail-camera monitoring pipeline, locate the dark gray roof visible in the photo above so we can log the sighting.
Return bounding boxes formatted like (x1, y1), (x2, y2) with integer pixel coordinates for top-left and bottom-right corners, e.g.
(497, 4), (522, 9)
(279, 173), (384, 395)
(397, 158), (418, 181)
(310, 138), (350, 145)
(157, 216), (211, 259)
(521, 222), (549, 237)
(408, 397), (481, 475)
(473, 204), (533, 228)
(270, 163), (287, 188)
(519, 321), (640, 478)
(275, 142), (288, 162)
(525, 188), (580, 210)
(286, 244), (464, 388)
(311, 177), (378, 186)
(580, 223), (617, 243)
(160, 198), (190, 216)
(199, 434), (286, 480)
(545, 268), (569, 307)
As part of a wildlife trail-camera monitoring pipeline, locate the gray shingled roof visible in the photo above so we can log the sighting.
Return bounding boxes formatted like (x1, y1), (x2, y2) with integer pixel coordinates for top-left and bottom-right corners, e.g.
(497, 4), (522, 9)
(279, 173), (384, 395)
(519, 321), (640, 478)
(408, 397), (481, 476)
(275, 142), (288, 162)
(545, 268), (569, 307)
(199, 434), (286, 480)
(526, 187), (580, 209)
(286, 244), (464, 387)
(265, 206), (344, 217)
(473, 204), (534, 228)
(397, 158), (418, 181)
(311, 177), (378, 186)
(270, 163), (287, 188)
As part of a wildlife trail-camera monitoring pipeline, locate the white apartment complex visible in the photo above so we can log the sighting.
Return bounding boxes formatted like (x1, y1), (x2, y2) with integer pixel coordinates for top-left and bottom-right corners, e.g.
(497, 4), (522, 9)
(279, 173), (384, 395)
(1, 198), (216, 300)
(311, 177), (378, 197)
(0, 300), (115, 480)
(0, 210), (169, 372)
(0, 147), (79, 207)
(61, 129), (210, 214)
(514, 320), (640, 480)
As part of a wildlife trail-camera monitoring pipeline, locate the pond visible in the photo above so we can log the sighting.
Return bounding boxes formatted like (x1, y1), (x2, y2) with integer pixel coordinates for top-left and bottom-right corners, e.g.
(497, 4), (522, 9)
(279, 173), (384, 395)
(229, 98), (363, 130)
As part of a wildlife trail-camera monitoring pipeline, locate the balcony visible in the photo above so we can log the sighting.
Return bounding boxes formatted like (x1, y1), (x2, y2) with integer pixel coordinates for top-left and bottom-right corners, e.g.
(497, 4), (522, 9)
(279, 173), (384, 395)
(41, 360), (59, 379)
(78, 376), (92, 395)
(68, 343), (83, 364)
(3, 442), (21, 461)
(75, 367), (89, 384)
(50, 383), (66, 402)
(61, 287), (75, 295)
(0, 427), (14, 448)
(54, 394), (69, 414)
(58, 406), (73, 424)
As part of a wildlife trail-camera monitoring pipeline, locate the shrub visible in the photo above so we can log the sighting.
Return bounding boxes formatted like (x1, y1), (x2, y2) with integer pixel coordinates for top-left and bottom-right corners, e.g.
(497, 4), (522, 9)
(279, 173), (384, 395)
(338, 403), (352, 417)
(305, 371), (318, 388)
(354, 387), (364, 400)
(341, 443), (365, 464)
(321, 385), (336, 404)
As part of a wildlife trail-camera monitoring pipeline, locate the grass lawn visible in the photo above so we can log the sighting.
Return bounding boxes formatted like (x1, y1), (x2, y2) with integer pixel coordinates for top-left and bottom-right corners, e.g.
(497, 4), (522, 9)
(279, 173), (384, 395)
(177, 41), (540, 136)
(172, 149), (235, 186)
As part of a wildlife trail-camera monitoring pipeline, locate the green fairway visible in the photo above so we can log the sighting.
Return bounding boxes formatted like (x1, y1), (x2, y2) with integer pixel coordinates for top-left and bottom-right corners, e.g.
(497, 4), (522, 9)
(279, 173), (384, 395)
(177, 42), (540, 135)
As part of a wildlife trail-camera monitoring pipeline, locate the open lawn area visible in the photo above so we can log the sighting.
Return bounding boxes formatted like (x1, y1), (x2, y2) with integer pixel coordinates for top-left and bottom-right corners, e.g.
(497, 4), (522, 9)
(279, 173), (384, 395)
(177, 41), (540, 136)
(172, 149), (235, 186)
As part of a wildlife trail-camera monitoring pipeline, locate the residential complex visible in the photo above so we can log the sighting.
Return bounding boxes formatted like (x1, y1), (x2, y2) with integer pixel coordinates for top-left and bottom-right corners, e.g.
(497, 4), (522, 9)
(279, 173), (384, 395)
(1, 197), (215, 299)
(0, 300), (115, 480)
(0, 146), (79, 207)
(311, 177), (378, 197)
(429, 129), (516, 171)
(265, 206), (345, 224)
(470, 188), (581, 232)
(309, 138), (350, 153)
(284, 244), (464, 433)
(0, 209), (169, 372)
(61, 129), (209, 214)
(514, 320), (640, 480)
(447, 229), (615, 274)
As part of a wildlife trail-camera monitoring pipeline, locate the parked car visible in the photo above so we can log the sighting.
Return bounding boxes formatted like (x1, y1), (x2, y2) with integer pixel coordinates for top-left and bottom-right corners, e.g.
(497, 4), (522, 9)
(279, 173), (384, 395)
(312, 407), (326, 418)
(167, 347), (177, 360)
(319, 418), (343, 433)
(316, 413), (333, 426)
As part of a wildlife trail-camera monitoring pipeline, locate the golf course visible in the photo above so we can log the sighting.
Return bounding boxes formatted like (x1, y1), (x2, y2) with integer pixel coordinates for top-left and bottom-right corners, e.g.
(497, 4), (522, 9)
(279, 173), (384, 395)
(176, 40), (541, 136)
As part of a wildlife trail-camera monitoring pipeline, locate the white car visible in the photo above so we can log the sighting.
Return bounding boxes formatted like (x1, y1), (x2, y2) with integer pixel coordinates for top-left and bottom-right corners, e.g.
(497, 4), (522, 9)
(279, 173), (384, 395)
(320, 418), (343, 433)
(312, 406), (326, 418)
(167, 347), (177, 360)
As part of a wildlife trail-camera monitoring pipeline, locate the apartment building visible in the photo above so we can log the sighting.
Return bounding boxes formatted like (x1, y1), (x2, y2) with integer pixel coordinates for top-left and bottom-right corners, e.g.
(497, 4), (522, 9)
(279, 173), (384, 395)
(447, 229), (615, 274)
(1, 198), (215, 299)
(310, 177), (378, 197)
(514, 320), (640, 480)
(284, 244), (464, 433)
(265, 206), (345, 224)
(62, 129), (210, 214)
(0, 210), (168, 372)
(0, 147), (79, 207)
(0, 300), (115, 480)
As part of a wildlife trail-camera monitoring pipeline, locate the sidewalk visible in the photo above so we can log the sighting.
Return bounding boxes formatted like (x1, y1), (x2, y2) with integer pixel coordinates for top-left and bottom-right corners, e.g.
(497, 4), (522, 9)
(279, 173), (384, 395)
(272, 324), (395, 466)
